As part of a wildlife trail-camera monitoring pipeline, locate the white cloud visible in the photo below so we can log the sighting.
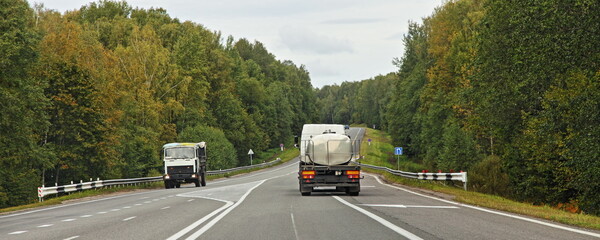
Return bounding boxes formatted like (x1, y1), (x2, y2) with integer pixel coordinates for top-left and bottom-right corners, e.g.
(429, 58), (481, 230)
(279, 26), (353, 55)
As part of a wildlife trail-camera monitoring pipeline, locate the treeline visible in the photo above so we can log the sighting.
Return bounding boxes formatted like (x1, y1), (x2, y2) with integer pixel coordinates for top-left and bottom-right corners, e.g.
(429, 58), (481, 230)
(0, 0), (316, 207)
(318, 0), (600, 215)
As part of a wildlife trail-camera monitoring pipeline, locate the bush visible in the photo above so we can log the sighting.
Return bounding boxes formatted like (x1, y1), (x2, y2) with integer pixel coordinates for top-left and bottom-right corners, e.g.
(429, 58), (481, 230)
(469, 155), (510, 196)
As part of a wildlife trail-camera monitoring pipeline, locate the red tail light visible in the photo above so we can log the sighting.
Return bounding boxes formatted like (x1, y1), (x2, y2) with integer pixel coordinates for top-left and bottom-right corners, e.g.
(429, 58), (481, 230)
(346, 170), (360, 179)
(301, 170), (315, 179)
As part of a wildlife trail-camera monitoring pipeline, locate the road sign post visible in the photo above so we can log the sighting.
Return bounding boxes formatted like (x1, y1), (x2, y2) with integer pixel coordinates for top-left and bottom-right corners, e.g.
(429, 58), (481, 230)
(248, 149), (254, 165)
(394, 147), (403, 170)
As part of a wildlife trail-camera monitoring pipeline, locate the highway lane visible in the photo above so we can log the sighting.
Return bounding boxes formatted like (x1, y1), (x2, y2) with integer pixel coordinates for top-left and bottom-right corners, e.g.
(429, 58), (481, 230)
(2, 129), (600, 239)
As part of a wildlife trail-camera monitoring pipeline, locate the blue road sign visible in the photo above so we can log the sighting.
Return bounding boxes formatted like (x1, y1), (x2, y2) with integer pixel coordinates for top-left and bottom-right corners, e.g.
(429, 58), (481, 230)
(394, 147), (403, 155)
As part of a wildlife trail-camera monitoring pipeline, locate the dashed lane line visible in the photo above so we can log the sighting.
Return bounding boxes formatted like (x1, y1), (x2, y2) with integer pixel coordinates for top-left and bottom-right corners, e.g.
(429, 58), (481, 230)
(123, 216), (136, 221)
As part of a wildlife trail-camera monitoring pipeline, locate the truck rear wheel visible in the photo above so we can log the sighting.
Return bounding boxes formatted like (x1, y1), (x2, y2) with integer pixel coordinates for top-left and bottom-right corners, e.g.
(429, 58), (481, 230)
(346, 186), (360, 196)
(300, 185), (312, 196)
(201, 173), (206, 186)
(164, 181), (173, 189)
(193, 179), (200, 187)
(175, 183), (181, 188)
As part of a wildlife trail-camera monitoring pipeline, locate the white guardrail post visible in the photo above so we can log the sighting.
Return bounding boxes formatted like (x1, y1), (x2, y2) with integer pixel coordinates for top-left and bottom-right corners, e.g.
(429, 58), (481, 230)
(38, 157), (283, 201)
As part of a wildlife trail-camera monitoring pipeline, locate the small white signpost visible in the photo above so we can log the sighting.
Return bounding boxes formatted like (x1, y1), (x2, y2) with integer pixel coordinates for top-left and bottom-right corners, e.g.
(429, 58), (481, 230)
(248, 149), (254, 165)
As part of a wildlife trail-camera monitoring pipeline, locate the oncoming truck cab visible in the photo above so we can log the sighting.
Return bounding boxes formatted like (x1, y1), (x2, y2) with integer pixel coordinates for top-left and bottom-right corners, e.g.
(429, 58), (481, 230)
(162, 142), (207, 189)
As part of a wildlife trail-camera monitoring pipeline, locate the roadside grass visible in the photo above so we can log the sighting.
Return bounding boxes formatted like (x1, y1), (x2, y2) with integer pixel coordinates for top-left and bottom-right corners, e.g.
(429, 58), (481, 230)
(359, 127), (600, 231)
(0, 147), (299, 214)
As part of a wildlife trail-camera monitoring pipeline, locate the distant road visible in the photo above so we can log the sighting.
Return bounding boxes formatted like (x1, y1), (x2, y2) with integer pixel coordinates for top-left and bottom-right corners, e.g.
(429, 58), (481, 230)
(2, 128), (599, 239)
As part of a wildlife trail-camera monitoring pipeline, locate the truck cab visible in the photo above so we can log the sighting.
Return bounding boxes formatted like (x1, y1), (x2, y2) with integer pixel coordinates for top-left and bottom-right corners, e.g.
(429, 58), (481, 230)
(162, 142), (207, 188)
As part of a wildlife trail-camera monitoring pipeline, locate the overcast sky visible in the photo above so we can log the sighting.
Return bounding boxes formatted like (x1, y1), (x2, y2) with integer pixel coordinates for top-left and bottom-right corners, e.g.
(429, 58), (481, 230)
(29, 0), (443, 88)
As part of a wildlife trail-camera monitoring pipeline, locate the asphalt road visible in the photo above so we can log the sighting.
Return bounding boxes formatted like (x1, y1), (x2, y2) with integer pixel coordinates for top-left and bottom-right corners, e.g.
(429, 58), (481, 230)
(2, 128), (599, 240)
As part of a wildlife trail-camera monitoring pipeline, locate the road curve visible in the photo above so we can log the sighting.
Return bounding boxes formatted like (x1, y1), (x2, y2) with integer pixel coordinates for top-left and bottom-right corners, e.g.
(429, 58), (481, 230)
(1, 129), (599, 239)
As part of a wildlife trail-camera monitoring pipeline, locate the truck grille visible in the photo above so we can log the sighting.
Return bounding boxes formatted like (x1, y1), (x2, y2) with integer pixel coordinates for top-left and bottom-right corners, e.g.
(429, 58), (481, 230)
(167, 166), (194, 174)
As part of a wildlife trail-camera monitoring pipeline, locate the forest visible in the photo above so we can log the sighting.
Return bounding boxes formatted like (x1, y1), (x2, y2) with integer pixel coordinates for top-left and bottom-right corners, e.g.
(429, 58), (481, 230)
(1, 0), (317, 207)
(2, 0), (599, 216)
(317, 0), (600, 215)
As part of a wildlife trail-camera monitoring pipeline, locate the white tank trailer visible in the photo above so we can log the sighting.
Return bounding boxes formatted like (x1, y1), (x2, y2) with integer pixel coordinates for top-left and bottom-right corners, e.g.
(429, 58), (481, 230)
(296, 124), (361, 196)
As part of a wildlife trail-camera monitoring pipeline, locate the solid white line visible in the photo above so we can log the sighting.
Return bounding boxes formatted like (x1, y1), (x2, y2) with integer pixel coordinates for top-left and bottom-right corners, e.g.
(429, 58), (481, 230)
(166, 201), (233, 240)
(291, 213), (300, 240)
(368, 173), (600, 238)
(123, 216), (136, 221)
(63, 236), (79, 240)
(9, 231), (27, 235)
(38, 224), (53, 228)
(333, 196), (423, 240)
(184, 180), (266, 240)
(359, 204), (459, 209)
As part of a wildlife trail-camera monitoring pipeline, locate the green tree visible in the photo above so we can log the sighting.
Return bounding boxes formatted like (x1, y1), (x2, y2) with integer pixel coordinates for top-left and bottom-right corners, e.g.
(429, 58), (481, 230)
(178, 125), (237, 170)
(0, 0), (48, 207)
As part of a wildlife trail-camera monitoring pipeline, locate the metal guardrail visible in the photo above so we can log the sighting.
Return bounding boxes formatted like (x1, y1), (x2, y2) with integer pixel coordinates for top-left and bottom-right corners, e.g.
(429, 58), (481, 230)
(356, 162), (468, 190)
(38, 158), (283, 201)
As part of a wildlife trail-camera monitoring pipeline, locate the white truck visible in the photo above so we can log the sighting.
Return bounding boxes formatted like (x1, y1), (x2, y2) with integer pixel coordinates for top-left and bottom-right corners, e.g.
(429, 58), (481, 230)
(296, 124), (361, 196)
(162, 142), (207, 188)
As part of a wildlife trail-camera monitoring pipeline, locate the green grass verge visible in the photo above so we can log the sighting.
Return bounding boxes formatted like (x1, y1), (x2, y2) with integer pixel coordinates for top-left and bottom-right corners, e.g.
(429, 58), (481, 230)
(359, 127), (600, 230)
(1, 147), (300, 214)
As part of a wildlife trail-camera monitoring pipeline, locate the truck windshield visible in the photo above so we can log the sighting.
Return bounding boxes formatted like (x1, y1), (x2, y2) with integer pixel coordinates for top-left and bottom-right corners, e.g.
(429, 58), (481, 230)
(164, 147), (195, 159)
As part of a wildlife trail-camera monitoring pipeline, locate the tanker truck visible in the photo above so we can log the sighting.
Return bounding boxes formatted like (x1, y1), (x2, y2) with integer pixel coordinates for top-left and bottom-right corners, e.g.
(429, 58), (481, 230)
(296, 124), (361, 196)
(162, 142), (207, 188)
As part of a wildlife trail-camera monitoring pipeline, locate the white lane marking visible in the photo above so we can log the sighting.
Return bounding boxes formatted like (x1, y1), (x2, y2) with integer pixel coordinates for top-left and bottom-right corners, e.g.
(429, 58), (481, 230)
(144, 201), (152, 204)
(153, 199), (159, 201)
(166, 201), (233, 240)
(80, 215), (93, 218)
(123, 206), (131, 209)
(187, 199), (194, 202)
(140, 197), (150, 199)
(9, 231), (27, 235)
(135, 203), (142, 206)
(0, 191), (151, 219)
(333, 196), (423, 240)
(110, 209), (121, 212)
(38, 224), (54, 228)
(64, 236), (79, 240)
(291, 213), (300, 240)
(183, 180), (266, 240)
(62, 218), (76, 222)
(161, 206), (171, 210)
(361, 185), (376, 188)
(123, 216), (136, 221)
(97, 211), (107, 214)
(359, 204), (459, 209)
(368, 173), (600, 238)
